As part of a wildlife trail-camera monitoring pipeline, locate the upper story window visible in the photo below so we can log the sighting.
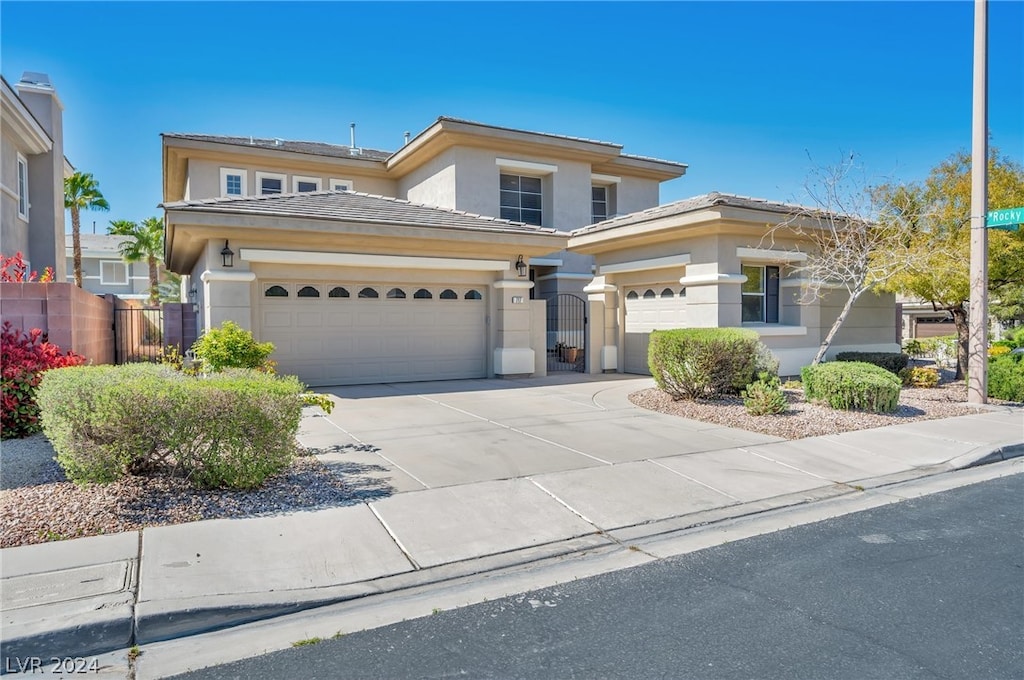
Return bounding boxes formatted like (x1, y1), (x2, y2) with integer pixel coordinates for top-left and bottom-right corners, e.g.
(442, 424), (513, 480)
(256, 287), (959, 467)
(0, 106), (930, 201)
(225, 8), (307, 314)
(500, 174), (543, 226)
(220, 168), (247, 197)
(742, 264), (780, 323)
(256, 171), (286, 195)
(330, 178), (353, 192)
(591, 186), (607, 223)
(16, 153), (29, 219)
(100, 260), (128, 286)
(293, 176), (322, 193)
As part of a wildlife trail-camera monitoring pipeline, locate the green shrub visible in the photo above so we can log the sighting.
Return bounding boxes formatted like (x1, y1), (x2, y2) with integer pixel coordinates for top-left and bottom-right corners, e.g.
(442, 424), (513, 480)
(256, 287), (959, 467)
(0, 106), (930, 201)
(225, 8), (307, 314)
(742, 372), (788, 415)
(801, 361), (901, 413)
(902, 339), (923, 357)
(300, 393), (335, 414)
(37, 364), (302, 488)
(190, 321), (275, 372)
(988, 354), (1024, 402)
(648, 328), (777, 400)
(835, 351), (909, 375)
(899, 366), (940, 388)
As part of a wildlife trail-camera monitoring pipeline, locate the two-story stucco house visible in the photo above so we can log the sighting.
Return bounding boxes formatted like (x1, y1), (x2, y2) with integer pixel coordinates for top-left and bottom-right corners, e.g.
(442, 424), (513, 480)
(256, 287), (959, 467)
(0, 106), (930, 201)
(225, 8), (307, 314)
(161, 117), (899, 386)
(1, 73), (68, 278)
(161, 118), (687, 385)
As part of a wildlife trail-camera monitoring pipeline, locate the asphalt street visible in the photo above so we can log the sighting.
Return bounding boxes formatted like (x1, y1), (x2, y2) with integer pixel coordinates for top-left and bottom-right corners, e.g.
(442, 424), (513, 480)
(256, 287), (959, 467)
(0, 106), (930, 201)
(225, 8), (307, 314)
(172, 473), (1024, 680)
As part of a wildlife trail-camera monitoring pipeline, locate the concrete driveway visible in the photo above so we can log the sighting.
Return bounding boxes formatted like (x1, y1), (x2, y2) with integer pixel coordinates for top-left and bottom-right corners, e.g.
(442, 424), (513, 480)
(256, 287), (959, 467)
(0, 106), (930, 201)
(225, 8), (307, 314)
(299, 374), (786, 493)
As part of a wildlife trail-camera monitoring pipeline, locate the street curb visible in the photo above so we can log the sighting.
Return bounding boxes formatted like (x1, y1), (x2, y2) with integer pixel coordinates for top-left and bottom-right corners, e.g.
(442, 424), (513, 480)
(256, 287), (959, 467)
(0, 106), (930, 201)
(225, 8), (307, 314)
(949, 441), (1024, 470)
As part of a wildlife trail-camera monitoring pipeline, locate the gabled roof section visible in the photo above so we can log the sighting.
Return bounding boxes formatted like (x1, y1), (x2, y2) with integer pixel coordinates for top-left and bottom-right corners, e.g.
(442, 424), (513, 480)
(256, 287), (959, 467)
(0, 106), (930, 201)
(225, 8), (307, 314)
(162, 133), (392, 161)
(163, 190), (561, 235)
(66, 233), (132, 256)
(572, 192), (818, 237)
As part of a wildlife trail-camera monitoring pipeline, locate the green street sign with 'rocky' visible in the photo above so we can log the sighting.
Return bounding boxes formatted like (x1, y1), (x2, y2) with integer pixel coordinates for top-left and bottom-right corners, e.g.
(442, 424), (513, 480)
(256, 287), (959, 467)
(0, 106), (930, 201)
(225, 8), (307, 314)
(987, 207), (1023, 231)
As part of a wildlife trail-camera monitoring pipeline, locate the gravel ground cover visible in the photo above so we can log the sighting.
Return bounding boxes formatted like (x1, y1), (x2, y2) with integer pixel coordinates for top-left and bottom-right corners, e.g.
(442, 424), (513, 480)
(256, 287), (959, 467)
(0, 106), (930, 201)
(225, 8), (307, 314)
(629, 380), (1009, 440)
(0, 439), (387, 548)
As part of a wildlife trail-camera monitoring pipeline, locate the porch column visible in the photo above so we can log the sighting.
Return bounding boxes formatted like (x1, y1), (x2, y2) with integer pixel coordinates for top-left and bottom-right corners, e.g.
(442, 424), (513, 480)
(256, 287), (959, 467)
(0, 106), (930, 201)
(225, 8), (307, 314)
(491, 279), (536, 376)
(199, 270), (256, 331)
(584, 275), (618, 372)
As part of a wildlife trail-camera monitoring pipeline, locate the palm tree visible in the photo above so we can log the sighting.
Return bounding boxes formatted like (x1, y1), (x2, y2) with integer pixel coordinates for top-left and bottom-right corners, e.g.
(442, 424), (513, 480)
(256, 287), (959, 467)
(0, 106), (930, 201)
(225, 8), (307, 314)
(64, 172), (110, 287)
(108, 217), (164, 306)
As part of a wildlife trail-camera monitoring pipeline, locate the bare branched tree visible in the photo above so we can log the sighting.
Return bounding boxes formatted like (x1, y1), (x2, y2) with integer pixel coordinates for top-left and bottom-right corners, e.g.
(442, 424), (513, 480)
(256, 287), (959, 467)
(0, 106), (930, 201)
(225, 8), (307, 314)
(762, 154), (915, 365)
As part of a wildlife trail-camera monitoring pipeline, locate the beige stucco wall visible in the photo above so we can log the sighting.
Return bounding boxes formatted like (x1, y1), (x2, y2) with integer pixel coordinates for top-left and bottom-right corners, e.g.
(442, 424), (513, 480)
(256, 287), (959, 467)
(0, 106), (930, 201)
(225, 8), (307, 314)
(185, 158), (398, 200)
(0, 132), (29, 258)
(397, 148), (458, 209)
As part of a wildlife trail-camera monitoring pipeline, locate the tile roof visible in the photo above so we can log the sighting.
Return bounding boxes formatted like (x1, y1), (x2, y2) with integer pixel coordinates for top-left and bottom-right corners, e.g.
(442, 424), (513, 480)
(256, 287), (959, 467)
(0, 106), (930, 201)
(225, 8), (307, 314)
(162, 133), (393, 161)
(163, 190), (563, 236)
(434, 116), (623, 149)
(571, 192), (818, 236)
(68, 233), (132, 253)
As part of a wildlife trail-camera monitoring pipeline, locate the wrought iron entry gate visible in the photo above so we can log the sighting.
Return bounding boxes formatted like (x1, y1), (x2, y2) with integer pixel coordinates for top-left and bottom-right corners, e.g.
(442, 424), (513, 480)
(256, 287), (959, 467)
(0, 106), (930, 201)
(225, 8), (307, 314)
(113, 306), (164, 364)
(544, 293), (587, 373)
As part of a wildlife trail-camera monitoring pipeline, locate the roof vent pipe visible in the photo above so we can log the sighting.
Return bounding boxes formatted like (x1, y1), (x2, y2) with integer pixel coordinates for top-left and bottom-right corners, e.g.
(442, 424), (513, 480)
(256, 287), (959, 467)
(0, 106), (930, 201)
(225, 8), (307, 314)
(350, 122), (356, 149)
(249, 135), (254, 145)
(404, 131), (410, 146)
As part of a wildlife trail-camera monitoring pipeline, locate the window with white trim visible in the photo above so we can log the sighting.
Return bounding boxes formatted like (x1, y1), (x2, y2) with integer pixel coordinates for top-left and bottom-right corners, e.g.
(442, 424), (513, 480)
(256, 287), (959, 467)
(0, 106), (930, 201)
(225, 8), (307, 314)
(100, 260), (128, 286)
(256, 171), (286, 195)
(292, 176), (322, 193)
(329, 178), (354, 192)
(499, 174), (543, 225)
(742, 264), (780, 323)
(220, 168), (247, 197)
(17, 153), (29, 219)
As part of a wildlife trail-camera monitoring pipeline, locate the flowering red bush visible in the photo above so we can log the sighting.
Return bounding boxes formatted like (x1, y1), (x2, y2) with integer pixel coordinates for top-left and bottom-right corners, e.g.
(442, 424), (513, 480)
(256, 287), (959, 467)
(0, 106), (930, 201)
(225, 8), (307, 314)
(1, 251), (54, 282)
(1, 321), (85, 439)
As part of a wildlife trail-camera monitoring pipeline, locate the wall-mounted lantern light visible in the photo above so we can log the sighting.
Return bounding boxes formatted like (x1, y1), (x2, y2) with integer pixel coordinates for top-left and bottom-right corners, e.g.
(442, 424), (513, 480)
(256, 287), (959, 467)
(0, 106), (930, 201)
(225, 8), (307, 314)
(515, 255), (527, 278)
(188, 287), (198, 314)
(221, 240), (234, 268)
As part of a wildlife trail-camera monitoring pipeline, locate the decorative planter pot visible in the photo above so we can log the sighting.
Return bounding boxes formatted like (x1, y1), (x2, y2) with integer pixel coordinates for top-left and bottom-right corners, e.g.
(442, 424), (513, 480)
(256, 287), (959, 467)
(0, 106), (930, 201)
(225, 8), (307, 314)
(563, 347), (580, 363)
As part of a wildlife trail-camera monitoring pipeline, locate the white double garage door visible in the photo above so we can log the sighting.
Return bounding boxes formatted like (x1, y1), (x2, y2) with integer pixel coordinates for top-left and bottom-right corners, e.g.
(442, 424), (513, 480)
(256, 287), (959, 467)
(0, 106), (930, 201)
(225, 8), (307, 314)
(258, 281), (487, 387)
(622, 285), (687, 375)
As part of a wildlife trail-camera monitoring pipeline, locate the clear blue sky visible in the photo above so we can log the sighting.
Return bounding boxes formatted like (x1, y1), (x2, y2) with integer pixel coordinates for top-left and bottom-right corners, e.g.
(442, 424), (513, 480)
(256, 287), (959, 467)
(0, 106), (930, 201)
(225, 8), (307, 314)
(2, 1), (1022, 230)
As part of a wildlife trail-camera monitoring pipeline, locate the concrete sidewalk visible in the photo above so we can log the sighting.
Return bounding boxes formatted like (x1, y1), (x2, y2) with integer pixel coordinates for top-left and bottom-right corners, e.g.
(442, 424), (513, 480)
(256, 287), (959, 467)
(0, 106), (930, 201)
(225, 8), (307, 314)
(2, 376), (1022, 671)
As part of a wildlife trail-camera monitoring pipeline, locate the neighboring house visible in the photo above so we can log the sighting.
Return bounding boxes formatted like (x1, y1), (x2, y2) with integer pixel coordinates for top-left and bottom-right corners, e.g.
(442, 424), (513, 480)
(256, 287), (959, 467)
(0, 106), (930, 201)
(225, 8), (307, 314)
(1, 72), (69, 278)
(64, 232), (153, 300)
(162, 118), (898, 385)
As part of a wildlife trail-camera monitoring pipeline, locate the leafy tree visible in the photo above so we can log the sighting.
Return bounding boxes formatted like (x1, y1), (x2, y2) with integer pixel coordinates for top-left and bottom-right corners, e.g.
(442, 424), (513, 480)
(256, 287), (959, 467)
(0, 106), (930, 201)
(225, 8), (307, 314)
(763, 154), (915, 365)
(64, 172), (110, 288)
(108, 217), (164, 306)
(875, 149), (1024, 378)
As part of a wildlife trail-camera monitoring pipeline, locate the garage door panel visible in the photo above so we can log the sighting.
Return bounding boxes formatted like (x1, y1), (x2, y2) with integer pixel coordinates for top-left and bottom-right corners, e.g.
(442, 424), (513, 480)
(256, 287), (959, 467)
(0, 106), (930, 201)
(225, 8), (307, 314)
(623, 288), (686, 375)
(260, 286), (487, 386)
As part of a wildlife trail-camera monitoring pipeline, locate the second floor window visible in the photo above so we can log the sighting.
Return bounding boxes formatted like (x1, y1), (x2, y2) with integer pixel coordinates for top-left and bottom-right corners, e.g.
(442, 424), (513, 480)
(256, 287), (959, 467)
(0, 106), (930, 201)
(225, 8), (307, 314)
(220, 168), (247, 197)
(500, 174), (542, 226)
(17, 154), (28, 219)
(592, 186), (607, 223)
(257, 172), (286, 195)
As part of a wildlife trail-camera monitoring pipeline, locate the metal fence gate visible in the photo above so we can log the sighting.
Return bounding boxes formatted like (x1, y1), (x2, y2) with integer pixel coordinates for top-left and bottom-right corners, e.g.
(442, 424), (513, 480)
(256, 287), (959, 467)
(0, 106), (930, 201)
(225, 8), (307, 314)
(544, 293), (587, 373)
(113, 306), (164, 364)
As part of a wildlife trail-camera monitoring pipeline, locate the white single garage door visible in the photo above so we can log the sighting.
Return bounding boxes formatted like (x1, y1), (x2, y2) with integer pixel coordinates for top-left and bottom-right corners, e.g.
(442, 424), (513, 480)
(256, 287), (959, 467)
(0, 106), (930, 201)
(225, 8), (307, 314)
(259, 282), (487, 386)
(623, 285), (687, 375)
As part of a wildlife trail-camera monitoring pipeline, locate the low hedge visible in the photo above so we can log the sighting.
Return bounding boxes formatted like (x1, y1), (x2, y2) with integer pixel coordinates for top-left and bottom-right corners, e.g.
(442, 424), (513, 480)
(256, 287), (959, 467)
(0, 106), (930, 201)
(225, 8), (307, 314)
(37, 363), (303, 488)
(648, 328), (778, 400)
(801, 361), (901, 413)
(835, 351), (909, 375)
(988, 353), (1024, 402)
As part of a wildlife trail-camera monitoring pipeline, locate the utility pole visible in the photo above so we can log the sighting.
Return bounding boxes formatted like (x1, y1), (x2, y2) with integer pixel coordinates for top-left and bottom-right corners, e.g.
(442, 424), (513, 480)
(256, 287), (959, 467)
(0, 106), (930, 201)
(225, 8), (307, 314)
(967, 0), (988, 404)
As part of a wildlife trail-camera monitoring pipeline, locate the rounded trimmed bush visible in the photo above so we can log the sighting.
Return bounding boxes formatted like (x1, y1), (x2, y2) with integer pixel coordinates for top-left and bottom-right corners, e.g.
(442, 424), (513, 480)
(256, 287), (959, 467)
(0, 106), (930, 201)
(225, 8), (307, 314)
(37, 363), (303, 488)
(648, 328), (778, 401)
(801, 361), (901, 413)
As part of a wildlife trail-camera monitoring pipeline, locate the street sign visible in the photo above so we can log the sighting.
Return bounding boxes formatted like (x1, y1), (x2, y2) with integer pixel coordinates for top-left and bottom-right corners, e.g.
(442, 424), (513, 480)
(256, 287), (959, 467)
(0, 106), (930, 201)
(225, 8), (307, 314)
(986, 206), (1023, 230)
